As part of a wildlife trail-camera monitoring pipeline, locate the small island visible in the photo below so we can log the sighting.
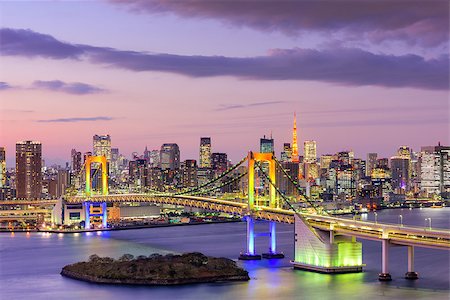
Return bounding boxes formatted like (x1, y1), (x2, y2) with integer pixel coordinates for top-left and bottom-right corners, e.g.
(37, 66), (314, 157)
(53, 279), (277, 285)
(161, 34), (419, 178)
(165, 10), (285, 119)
(61, 252), (250, 285)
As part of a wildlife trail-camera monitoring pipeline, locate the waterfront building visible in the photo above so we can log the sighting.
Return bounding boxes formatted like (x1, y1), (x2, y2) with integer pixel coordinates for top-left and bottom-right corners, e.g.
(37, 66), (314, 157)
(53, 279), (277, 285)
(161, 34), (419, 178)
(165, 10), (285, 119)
(160, 144), (180, 170)
(16, 141), (42, 199)
(420, 144), (450, 197)
(366, 153), (378, 177)
(199, 137), (212, 168)
(0, 147), (5, 187)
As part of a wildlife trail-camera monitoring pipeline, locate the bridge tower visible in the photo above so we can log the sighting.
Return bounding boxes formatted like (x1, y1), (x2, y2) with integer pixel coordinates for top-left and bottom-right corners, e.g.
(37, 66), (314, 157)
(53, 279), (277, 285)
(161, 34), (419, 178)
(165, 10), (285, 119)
(83, 155), (108, 229)
(239, 151), (284, 260)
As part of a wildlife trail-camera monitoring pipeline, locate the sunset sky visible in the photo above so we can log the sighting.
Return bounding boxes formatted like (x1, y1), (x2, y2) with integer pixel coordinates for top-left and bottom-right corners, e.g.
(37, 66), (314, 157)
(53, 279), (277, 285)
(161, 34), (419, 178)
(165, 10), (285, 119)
(0, 0), (448, 167)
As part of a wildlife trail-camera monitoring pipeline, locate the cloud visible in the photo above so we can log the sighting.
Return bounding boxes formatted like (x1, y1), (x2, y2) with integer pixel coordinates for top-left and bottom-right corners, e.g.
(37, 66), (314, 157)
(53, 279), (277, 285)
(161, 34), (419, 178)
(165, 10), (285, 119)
(1, 28), (448, 90)
(37, 116), (114, 123)
(32, 80), (105, 95)
(216, 101), (286, 111)
(0, 82), (12, 90)
(109, 0), (449, 47)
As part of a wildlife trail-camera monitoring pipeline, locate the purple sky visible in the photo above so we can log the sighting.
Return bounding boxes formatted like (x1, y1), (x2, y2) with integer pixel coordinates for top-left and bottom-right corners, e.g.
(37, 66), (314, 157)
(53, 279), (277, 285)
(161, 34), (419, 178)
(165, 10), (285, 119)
(0, 0), (448, 167)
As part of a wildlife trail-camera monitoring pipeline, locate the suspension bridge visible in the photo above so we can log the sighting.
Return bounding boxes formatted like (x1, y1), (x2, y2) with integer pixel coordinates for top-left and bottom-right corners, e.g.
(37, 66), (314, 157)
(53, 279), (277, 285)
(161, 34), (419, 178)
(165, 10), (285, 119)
(59, 152), (450, 281)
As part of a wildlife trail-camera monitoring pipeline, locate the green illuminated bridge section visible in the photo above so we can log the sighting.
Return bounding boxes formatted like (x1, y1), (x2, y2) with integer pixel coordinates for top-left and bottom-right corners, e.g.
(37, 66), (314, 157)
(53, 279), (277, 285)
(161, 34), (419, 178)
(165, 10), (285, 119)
(66, 194), (450, 250)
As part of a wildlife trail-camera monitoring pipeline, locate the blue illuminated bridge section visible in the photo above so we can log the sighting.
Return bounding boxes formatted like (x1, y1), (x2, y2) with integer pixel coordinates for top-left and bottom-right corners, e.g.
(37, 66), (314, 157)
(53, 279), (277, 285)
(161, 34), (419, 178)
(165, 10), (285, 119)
(66, 194), (450, 250)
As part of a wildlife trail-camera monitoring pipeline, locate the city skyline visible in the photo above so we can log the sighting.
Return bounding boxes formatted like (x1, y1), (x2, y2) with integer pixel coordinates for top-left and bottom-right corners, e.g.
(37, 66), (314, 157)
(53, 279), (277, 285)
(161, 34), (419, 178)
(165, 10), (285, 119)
(0, 1), (448, 166)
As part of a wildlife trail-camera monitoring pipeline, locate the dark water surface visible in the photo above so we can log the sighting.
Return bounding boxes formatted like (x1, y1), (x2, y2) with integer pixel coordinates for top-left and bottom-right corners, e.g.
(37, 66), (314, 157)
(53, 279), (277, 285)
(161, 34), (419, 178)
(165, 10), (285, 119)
(1, 208), (449, 300)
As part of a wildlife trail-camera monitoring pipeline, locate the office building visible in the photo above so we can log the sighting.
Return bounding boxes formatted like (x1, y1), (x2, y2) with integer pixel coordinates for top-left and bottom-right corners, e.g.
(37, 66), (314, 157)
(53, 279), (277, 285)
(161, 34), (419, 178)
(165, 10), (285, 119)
(160, 143), (180, 170)
(0, 147), (5, 187)
(260, 135), (274, 153)
(199, 137), (212, 168)
(390, 156), (410, 193)
(16, 141), (42, 199)
(292, 113), (299, 162)
(181, 159), (198, 188)
(211, 153), (228, 175)
(304, 140), (317, 163)
(93, 134), (111, 160)
(281, 143), (292, 162)
(366, 153), (378, 176)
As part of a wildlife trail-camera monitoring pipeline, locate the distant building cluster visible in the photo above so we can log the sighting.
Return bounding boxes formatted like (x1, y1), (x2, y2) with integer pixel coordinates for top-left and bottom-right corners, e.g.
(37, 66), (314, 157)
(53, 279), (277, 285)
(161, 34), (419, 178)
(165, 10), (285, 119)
(0, 117), (448, 204)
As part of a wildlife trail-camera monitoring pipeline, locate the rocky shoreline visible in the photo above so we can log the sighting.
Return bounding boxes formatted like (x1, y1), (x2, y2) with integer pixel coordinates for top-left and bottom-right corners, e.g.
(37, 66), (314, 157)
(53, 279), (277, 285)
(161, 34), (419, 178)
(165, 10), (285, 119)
(61, 252), (249, 285)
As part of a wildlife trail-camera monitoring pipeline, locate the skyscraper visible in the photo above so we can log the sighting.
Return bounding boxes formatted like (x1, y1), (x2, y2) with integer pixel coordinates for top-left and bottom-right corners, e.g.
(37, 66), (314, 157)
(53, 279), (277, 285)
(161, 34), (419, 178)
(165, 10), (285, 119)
(281, 143), (292, 162)
(304, 140), (317, 163)
(366, 153), (378, 176)
(16, 141), (42, 199)
(93, 134), (111, 160)
(71, 149), (82, 174)
(199, 137), (212, 168)
(390, 156), (410, 193)
(292, 113), (299, 162)
(211, 153), (228, 175)
(260, 135), (274, 153)
(0, 147), (5, 188)
(181, 159), (198, 188)
(160, 143), (180, 170)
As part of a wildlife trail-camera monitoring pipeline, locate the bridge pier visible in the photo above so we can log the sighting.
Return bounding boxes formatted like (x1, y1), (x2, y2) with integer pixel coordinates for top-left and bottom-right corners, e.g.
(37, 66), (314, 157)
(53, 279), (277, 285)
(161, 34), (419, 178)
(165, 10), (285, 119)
(378, 239), (392, 281)
(405, 245), (418, 280)
(239, 216), (261, 260)
(83, 201), (108, 230)
(262, 221), (285, 259)
(292, 215), (363, 273)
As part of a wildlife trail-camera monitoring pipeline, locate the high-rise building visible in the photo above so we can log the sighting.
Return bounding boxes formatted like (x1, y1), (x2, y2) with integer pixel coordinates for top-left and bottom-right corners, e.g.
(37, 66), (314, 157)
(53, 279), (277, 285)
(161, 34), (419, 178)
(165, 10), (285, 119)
(260, 135), (274, 153)
(390, 156), (410, 193)
(199, 137), (212, 168)
(292, 113), (299, 163)
(420, 144), (450, 196)
(181, 159), (198, 188)
(70, 149), (82, 174)
(366, 153), (378, 176)
(281, 143), (292, 162)
(0, 147), (5, 187)
(149, 150), (160, 168)
(110, 148), (120, 177)
(304, 140), (317, 163)
(211, 153), (228, 175)
(16, 141), (42, 199)
(397, 146), (411, 159)
(320, 154), (334, 169)
(93, 134), (111, 160)
(160, 143), (180, 170)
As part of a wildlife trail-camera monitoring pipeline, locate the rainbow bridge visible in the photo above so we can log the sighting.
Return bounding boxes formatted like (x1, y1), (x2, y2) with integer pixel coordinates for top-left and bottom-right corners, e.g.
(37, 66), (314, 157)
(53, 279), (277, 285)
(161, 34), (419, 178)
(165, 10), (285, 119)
(65, 152), (450, 281)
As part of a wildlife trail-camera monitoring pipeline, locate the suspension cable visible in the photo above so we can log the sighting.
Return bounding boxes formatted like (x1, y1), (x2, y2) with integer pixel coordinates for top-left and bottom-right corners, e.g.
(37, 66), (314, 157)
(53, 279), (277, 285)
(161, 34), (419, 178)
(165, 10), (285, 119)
(175, 156), (248, 195)
(189, 171), (248, 196)
(254, 160), (325, 216)
(272, 157), (326, 214)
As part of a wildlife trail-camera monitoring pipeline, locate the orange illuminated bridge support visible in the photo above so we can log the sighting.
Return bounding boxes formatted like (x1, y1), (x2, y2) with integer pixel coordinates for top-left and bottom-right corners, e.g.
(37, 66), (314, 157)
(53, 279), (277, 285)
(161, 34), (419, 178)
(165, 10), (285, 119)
(84, 155), (108, 229)
(240, 151), (284, 260)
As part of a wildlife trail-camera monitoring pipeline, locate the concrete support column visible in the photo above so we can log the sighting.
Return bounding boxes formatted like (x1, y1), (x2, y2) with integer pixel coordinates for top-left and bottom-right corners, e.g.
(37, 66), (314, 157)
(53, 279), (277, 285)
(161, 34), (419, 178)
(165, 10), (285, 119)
(270, 221), (276, 253)
(405, 246), (419, 279)
(379, 239), (392, 281)
(239, 216), (261, 260)
(101, 202), (107, 228)
(262, 221), (285, 259)
(84, 201), (91, 230)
